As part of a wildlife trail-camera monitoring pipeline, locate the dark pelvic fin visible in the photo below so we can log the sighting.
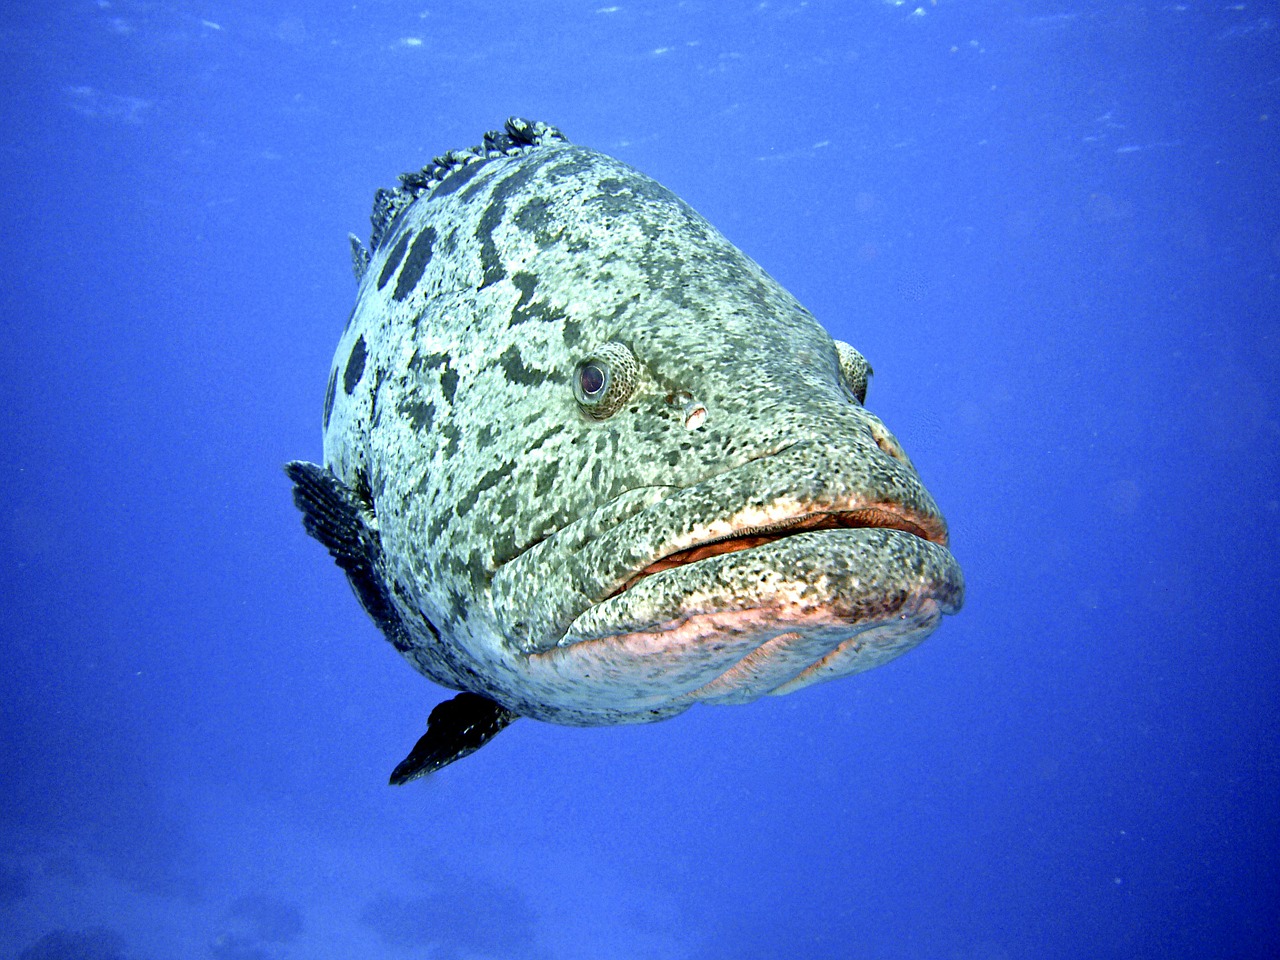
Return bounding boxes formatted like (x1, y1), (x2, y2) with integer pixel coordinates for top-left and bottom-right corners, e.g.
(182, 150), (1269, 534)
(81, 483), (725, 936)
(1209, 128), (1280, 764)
(284, 460), (412, 651)
(389, 693), (519, 785)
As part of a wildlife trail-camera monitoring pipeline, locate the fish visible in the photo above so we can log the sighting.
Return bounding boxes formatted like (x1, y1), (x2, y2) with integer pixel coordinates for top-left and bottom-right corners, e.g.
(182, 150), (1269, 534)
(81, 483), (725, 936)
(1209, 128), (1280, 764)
(286, 118), (964, 783)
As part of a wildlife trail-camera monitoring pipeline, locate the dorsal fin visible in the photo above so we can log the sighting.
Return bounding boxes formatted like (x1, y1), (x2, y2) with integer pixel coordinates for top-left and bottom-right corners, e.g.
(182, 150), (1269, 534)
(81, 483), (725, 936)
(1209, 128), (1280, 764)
(367, 117), (568, 250)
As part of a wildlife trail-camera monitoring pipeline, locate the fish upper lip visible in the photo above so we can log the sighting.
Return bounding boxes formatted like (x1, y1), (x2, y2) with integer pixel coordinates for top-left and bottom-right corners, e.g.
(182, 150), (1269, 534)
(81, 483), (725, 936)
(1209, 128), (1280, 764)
(561, 435), (953, 612)
(604, 502), (947, 600)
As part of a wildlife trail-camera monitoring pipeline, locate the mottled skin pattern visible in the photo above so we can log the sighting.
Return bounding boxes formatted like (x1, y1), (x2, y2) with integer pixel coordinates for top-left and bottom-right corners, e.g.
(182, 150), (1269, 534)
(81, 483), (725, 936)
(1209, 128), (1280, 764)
(317, 119), (963, 726)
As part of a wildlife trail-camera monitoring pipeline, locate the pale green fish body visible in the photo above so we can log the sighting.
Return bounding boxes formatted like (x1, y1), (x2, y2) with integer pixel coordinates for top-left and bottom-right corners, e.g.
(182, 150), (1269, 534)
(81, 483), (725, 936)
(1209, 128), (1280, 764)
(287, 119), (963, 780)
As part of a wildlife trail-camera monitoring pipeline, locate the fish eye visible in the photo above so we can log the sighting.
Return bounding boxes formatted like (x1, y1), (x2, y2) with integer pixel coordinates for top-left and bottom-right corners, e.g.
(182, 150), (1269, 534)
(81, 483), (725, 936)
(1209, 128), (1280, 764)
(834, 340), (873, 405)
(579, 362), (607, 398)
(573, 341), (638, 420)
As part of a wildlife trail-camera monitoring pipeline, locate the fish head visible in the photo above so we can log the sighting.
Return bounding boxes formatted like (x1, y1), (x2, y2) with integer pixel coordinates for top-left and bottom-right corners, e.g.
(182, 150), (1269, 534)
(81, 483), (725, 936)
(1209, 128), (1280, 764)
(322, 138), (963, 725)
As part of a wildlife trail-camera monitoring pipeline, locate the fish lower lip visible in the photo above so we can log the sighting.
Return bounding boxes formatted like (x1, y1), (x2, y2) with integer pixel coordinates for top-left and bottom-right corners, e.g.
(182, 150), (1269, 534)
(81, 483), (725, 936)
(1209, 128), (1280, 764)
(612, 507), (938, 598)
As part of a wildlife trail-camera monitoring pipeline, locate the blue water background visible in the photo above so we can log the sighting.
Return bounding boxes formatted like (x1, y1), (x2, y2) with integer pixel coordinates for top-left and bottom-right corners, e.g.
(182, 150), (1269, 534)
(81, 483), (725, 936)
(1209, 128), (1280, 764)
(1, 2), (1277, 958)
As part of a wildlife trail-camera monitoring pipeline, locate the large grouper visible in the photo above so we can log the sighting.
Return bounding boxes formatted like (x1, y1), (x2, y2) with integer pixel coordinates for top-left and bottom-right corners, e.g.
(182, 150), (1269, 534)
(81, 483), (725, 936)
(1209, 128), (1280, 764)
(286, 118), (964, 783)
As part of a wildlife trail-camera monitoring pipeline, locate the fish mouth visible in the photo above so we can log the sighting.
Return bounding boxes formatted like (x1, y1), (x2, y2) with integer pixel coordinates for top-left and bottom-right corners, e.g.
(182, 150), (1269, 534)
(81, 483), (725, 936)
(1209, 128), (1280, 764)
(548, 434), (966, 660)
(491, 438), (964, 723)
(608, 504), (944, 600)
(519, 512), (962, 720)
(491, 437), (962, 662)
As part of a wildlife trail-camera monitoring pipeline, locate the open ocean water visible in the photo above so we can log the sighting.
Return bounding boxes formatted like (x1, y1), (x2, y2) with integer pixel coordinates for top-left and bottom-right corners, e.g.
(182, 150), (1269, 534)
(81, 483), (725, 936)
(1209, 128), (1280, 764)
(1, 1), (1277, 958)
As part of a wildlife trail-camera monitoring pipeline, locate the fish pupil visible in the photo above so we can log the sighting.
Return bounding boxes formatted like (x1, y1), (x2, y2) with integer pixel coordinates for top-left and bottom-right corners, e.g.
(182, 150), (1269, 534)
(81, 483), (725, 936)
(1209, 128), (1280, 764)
(580, 363), (606, 397)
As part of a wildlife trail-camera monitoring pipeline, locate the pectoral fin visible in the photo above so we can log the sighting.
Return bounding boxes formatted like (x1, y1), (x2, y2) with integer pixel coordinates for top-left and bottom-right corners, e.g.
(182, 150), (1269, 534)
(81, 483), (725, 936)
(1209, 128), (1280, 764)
(284, 460), (413, 652)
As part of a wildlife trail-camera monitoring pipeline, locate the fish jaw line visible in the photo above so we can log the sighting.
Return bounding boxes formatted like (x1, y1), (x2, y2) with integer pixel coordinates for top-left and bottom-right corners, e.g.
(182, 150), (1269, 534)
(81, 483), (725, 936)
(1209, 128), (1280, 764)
(487, 483), (679, 654)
